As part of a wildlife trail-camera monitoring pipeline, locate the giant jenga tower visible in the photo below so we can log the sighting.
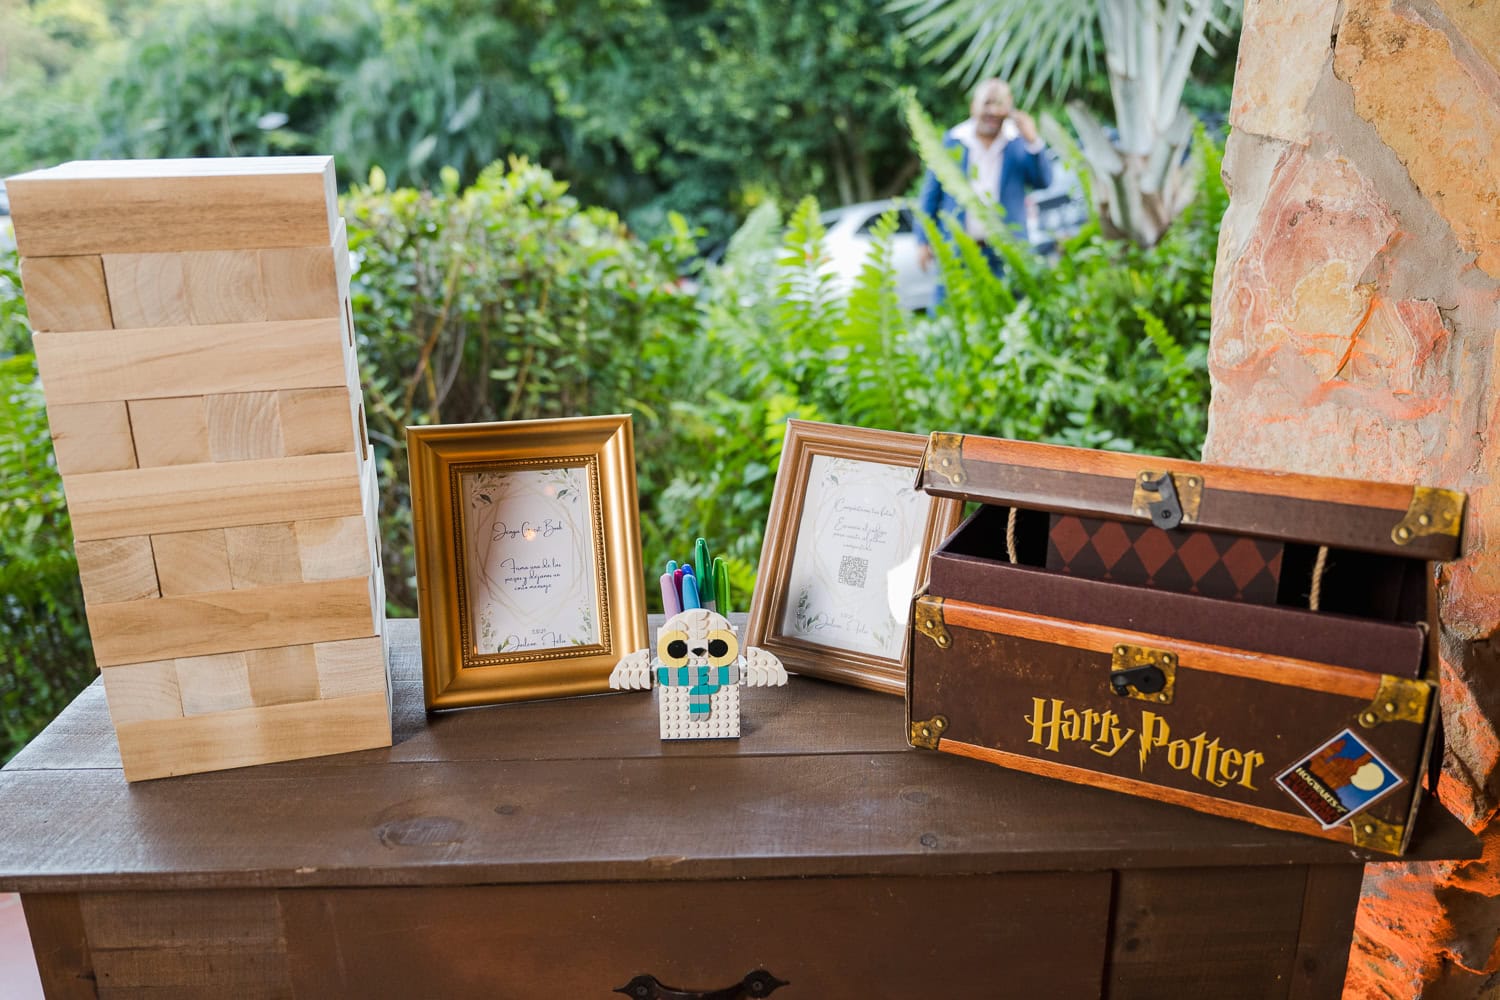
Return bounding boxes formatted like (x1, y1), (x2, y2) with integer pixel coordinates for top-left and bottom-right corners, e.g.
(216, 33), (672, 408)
(7, 157), (390, 781)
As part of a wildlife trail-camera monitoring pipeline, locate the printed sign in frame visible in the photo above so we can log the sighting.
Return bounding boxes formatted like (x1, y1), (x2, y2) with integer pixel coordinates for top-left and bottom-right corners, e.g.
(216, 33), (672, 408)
(746, 420), (964, 695)
(408, 416), (647, 709)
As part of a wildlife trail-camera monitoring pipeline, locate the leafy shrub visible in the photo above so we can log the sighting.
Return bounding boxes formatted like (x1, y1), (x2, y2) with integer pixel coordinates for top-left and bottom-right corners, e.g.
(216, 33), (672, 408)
(655, 125), (1224, 582)
(343, 158), (700, 613)
(0, 255), (96, 764)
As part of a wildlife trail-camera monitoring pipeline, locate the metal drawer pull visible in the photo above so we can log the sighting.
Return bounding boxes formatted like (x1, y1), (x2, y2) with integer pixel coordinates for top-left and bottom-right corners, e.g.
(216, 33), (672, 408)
(615, 969), (788, 1000)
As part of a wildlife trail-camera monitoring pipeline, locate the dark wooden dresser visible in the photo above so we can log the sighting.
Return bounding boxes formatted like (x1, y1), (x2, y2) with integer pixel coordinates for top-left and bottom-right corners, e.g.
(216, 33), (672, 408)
(0, 619), (1477, 999)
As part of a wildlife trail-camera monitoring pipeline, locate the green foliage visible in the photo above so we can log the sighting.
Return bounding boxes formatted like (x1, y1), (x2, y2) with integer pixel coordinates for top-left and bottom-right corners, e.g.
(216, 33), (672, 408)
(343, 158), (700, 612)
(0, 253), (96, 764)
(665, 131), (1223, 574)
(5, 0), (963, 244)
(92, 0), (378, 163)
(532, 2), (959, 238)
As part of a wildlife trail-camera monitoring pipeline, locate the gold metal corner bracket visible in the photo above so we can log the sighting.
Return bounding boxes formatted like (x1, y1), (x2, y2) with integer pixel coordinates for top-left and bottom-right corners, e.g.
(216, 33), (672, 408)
(1349, 813), (1405, 854)
(910, 715), (948, 750)
(1391, 487), (1465, 546)
(914, 595), (951, 650)
(1357, 675), (1432, 728)
(927, 433), (967, 488)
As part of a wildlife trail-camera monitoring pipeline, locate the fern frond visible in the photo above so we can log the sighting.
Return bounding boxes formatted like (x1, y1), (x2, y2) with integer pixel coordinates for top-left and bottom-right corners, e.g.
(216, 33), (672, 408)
(838, 208), (912, 427)
(774, 196), (843, 358)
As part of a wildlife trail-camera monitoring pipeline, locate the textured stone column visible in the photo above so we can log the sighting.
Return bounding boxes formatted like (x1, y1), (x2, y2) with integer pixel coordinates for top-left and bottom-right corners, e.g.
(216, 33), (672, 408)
(1207, 1), (1500, 995)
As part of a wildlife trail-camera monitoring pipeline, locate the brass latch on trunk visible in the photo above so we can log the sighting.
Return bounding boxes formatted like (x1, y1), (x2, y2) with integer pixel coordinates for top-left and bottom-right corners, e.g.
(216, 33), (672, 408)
(1132, 471), (1201, 530)
(914, 595), (951, 649)
(1111, 644), (1177, 704)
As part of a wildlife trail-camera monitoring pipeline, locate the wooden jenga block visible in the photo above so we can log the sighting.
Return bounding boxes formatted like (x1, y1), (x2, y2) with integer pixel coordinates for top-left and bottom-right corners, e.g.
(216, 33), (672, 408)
(246, 644), (321, 706)
(174, 652), (253, 716)
(151, 529), (232, 597)
(313, 637), (387, 700)
(185, 250), (267, 325)
(113, 690), (391, 782)
(75, 536), (159, 605)
(206, 391), (284, 462)
(46, 400), (137, 475)
(295, 516), (371, 582)
(278, 386), (356, 456)
(127, 396), (211, 467)
(5, 157), (338, 257)
(100, 660), (183, 725)
(101, 253), (191, 329)
(224, 522), (301, 588)
(18, 256), (113, 332)
(65, 451), (362, 542)
(86, 577), (380, 667)
(32, 318), (348, 406)
(260, 244), (339, 322)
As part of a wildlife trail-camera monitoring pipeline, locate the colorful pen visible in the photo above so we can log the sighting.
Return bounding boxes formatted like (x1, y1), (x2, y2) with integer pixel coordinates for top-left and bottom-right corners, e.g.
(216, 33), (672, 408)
(681, 573), (702, 610)
(660, 572), (681, 616)
(713, 556), (730, 614)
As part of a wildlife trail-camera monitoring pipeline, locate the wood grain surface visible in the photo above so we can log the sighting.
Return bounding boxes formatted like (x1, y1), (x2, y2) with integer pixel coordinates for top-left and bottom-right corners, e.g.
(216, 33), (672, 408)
(0, 618), (1483, 998)
(0, 620), (1478, 894)
(86, 576), (379, 667)
(33, 319), (347, 406)
(6, 157), (338, 257)
(64, 451), (363, 542)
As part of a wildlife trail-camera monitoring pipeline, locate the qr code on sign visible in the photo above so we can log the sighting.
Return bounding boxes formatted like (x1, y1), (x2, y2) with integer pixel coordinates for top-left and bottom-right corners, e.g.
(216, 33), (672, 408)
(838, 555), (869, 589)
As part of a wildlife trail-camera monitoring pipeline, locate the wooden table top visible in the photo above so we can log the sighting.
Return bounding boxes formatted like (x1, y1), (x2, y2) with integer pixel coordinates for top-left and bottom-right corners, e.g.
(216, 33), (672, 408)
(0, 619), (1479, 894)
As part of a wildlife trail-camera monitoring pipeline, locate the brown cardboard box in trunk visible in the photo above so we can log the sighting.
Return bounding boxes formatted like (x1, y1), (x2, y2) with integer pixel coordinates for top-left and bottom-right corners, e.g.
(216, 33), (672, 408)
(906, 433), (1465, 855)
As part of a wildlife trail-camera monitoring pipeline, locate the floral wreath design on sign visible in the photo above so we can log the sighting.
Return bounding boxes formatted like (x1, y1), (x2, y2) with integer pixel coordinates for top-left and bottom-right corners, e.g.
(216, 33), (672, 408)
(781, 455), (928, 659)
(464, 464), (599, 655)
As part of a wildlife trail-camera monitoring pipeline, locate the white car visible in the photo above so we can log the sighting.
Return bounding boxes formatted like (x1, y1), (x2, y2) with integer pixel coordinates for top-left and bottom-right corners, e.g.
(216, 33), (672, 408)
(819, 201), (937, 312)
(819, 166), (1088, 311)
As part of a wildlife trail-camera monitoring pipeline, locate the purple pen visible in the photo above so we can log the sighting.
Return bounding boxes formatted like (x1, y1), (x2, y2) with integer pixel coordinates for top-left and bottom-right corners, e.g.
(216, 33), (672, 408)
(660, 572), (681, 616)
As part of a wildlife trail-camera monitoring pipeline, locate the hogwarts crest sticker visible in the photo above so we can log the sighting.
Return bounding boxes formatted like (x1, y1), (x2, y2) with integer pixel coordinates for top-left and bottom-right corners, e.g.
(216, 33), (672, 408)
(1276, 728), (1404, 828)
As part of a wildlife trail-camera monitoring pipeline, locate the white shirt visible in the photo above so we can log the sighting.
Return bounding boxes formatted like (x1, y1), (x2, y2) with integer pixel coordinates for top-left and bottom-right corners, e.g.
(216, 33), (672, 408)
(949, 117), (1045, 240)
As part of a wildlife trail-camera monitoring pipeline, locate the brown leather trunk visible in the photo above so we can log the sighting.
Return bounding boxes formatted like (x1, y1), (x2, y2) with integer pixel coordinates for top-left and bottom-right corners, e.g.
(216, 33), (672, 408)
(906, 433), (1464, 855)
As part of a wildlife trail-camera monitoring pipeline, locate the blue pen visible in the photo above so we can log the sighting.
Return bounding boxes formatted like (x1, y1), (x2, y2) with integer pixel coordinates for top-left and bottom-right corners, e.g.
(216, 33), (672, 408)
(667, 560), (678, 577)
(681, 573), (702, 610)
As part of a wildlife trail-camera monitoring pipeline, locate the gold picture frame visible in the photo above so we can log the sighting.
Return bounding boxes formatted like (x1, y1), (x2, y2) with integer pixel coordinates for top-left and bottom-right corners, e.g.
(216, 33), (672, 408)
(745, 420), (964, 694)
(407, 415), (647, 709)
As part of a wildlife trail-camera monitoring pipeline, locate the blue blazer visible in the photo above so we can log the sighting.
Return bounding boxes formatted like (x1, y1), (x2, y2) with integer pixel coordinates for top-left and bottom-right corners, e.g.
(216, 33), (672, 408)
(916, 131), (1053, 246)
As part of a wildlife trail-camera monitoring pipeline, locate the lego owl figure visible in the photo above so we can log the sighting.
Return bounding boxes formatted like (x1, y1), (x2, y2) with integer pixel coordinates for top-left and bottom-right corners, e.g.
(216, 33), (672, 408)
(609, 608), (787, 740)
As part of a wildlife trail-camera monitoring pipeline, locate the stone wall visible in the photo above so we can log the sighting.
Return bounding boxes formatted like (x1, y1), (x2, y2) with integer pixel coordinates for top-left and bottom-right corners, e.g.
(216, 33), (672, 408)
(1207, 1), (1500, 995)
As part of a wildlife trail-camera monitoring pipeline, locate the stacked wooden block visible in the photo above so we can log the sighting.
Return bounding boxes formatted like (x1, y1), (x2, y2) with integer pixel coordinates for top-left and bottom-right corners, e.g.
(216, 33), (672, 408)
(8, 157), (390, 781)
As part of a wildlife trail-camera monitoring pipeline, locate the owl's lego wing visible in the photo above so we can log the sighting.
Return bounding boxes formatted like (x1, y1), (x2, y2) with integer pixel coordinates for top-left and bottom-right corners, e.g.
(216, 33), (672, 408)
(609, 648), (654, 690)
(742, 646), (788, 687)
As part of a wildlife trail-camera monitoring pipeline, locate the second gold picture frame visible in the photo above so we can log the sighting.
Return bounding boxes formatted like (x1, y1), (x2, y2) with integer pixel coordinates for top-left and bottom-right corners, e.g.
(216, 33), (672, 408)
(745, 420), (964, 694)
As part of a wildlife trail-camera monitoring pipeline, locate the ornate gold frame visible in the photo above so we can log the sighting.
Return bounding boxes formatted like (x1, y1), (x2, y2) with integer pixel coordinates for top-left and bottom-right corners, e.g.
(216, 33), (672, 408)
(745, 420), (964, 695)
(407, 415), (647, 709)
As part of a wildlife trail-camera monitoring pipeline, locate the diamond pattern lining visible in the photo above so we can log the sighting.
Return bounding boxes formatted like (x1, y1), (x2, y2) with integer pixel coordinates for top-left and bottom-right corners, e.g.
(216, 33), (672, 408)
(1046, 514), (1283, 604)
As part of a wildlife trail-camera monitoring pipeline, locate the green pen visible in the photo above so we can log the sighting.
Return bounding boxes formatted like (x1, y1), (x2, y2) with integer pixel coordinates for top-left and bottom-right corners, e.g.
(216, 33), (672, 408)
(694, 537), (711, 593)
(713, 556), (730, 614)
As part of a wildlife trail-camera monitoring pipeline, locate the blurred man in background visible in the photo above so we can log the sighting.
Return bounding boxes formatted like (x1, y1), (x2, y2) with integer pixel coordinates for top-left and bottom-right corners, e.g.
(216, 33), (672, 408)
(916, 77), (1052, 284)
